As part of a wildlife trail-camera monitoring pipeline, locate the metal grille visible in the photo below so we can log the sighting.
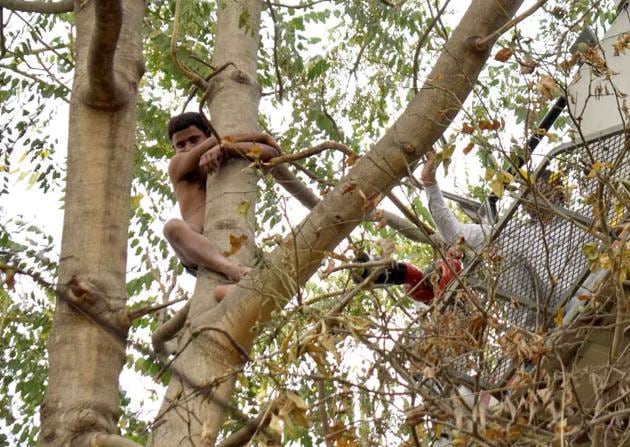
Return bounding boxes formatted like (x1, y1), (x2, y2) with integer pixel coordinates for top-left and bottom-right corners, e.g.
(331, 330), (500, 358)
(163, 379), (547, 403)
(449, 126), (629, 388)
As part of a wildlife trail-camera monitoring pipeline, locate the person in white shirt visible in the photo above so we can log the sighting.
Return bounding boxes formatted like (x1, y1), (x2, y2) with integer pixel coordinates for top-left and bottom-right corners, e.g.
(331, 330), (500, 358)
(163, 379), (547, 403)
(420, 151), (492, 252)
(419, 150), (588, 330)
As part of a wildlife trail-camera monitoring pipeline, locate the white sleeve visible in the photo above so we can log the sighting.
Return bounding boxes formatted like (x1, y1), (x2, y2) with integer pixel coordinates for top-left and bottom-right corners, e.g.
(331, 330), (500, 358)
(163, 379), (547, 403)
(425, 183), (491, 251)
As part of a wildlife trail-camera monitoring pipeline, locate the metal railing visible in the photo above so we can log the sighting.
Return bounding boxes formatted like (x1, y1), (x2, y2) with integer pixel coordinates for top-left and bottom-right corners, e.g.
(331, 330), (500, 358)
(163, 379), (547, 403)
(422, 125), (628, 389)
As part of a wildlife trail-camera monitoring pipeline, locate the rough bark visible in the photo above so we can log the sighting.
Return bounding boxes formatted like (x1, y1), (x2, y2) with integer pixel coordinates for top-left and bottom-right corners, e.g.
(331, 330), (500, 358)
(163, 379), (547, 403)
(150, 1), (524, 446)
(39, 0), (144, 445)
(148, 1), (263, 446)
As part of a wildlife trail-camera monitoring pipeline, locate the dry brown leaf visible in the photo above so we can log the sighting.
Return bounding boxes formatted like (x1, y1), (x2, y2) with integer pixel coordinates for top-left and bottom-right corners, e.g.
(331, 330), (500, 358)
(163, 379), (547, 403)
(494, 47), (513, 62)
(554, 306), (564, 327)
(520, 54), (538, 74)
(463, 141), (475, 155)
(462, 122), (475, 134)
(536, 75), (560, 99)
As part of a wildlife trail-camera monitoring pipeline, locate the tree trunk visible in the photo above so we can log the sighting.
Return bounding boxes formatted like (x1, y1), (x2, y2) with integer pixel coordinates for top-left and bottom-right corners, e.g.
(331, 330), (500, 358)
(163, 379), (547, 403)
(148, 1), (262, 446)
(39, 1), (144, 446)
(150, 0), (524, 446)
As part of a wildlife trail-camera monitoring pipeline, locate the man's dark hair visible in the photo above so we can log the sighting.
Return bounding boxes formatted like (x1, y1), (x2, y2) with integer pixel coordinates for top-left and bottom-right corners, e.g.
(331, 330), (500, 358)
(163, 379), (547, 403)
(167, 112), (211, 140)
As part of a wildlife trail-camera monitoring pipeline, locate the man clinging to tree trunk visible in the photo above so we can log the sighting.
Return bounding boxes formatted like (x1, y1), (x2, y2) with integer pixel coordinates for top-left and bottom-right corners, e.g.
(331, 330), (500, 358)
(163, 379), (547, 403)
(163, 112), (280, 299)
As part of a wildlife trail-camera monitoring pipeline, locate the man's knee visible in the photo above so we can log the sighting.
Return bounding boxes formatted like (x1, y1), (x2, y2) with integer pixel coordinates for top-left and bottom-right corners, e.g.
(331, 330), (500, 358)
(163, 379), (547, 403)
(163, 218), (186, 243)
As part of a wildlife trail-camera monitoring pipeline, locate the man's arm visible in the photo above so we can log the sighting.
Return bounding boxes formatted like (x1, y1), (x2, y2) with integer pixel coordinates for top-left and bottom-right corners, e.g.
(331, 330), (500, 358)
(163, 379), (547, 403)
(168, 135), (218, 183)
(421, 152), (490, 251)
(199, 133), (280, 174)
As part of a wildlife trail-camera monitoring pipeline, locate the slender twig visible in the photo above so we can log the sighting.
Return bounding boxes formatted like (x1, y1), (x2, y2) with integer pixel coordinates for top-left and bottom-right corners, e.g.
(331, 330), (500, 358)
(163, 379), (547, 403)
(384, 190), (435, 236)
(264, 141), (354, 166)
(127, 297), (187, 321)
(264, 0), (284, 100)
(0, 7), (5, 59)
(413, 0), (451, 93)
(0, 63), (71, 96)
(474, 0), (547, 50)
(171, 0), (207, 89)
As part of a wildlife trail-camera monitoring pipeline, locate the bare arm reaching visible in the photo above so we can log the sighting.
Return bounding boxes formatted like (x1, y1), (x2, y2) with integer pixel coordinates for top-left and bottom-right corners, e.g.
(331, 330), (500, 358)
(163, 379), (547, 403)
(199, 133), (280, 174)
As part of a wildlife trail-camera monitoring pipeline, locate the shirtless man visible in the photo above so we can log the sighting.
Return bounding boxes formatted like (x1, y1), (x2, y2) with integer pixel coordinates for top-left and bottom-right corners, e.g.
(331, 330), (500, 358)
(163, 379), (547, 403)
(163, 112), (280, 291)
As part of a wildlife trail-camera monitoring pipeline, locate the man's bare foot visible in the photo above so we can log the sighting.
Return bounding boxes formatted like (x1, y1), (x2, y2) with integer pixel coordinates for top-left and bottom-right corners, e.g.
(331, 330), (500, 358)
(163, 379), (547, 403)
(214, 265), (252, 302)
(223, 264), (252, 282)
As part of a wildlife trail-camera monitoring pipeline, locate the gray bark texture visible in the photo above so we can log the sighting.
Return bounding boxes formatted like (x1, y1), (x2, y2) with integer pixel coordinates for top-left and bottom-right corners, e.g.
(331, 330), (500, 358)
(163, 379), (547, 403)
(148, 1), (263, 446)
(149, 0), (524, 446)
(39, 0), (144, 446)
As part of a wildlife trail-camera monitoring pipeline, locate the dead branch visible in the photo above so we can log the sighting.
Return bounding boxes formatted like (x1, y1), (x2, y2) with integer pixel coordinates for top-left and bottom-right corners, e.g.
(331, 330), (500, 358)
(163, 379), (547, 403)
(0, 0), (72, 14)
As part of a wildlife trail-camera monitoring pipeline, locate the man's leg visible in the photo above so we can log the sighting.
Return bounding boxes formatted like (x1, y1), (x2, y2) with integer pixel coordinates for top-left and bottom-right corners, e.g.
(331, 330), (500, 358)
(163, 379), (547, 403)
(163, 218), (251, 281)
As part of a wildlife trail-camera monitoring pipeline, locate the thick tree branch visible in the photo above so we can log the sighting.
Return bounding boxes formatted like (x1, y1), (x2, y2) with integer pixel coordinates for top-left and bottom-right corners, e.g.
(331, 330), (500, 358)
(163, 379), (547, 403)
(213, 0), (525, 353)
(270, 164), (431, 243)
(83, 0), (127, 108)
(89, 433), (143, 447)
(152, 302), (190, 355)
(217, 402), (279, 447)
(0, 0), (72, 13)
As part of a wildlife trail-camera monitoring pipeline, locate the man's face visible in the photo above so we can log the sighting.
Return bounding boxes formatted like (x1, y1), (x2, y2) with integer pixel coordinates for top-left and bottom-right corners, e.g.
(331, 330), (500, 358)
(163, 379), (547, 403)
(171, 126), (207, 153)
